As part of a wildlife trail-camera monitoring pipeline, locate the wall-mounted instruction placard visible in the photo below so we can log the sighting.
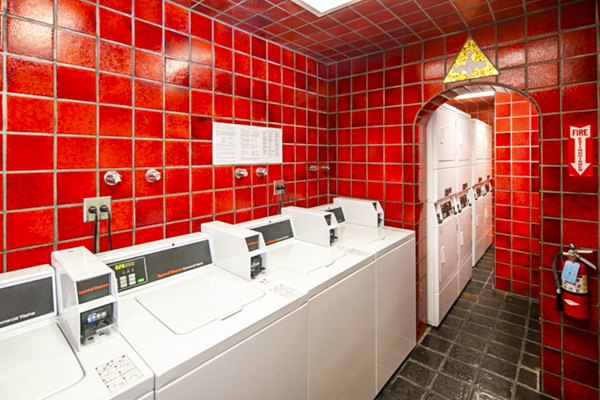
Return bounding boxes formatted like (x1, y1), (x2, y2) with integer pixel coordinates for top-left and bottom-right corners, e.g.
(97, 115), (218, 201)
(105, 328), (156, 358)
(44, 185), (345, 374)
(212, 122), (282, 165)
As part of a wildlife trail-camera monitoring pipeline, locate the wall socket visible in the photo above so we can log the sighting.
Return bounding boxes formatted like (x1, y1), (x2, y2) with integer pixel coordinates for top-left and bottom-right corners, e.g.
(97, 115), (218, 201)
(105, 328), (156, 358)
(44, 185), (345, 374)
(273, 180), (285, 196)
(83, 196), (112, 222)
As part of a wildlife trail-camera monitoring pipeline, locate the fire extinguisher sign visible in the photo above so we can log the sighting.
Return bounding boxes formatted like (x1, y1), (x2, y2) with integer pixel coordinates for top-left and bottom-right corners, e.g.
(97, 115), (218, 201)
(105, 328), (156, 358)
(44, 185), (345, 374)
(568, 125), (593, 177)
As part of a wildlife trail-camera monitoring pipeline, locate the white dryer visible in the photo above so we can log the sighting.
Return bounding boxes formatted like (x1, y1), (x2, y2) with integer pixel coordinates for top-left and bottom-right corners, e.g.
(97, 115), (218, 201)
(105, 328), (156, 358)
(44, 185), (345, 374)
(456, 191), (473, 292)
(0, 265), (154, 400)
(239, 215), (377, 400)
(95, 233), (308, 400)
(309, 202), (416, 393)
(427, 197), (459, 326)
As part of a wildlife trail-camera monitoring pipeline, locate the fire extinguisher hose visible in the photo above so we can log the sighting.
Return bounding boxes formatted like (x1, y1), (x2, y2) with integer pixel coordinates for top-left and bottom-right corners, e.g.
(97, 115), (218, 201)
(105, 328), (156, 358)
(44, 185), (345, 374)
(551, 251), (564, 312)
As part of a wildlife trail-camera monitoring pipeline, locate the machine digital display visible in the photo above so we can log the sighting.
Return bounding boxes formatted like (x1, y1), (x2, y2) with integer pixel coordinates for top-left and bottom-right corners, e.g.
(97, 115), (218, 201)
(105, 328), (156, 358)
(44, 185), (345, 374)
(107, 241), (212, 292)
(108, 257), (148, 292)
(328, 207), (345, 223)
(253, 220), (294, 246)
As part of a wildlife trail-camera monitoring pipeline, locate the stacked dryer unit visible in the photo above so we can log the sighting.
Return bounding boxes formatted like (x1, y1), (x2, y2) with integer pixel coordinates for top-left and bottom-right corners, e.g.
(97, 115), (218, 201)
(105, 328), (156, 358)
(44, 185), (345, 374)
(472, 119), (494, 264)
(427, 104), (463, 326)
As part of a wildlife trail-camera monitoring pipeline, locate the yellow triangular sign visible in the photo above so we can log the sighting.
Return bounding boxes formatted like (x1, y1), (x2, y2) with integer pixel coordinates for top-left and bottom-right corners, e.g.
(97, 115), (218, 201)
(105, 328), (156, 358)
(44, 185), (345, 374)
(444, 37), (499, 83)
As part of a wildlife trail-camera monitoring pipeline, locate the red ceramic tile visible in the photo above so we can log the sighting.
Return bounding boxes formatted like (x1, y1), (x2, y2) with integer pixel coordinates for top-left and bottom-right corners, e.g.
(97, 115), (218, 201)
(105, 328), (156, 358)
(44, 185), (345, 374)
(166, 113), (189, 139)
(135, 21), (162, 53)
(100, 8), (131, 45)
(57, 101), (96, 135)
(190, 12), (212, 41)
(563, 380), (599, 400)
(191, 167), (212, 191)
(6, 245), (53, 272)
(165, 140), (189, 166)
(57, 0), (96, 35)
(6, 209), (54, 249)
(191, 142), (212, 166)
(192, 191), (214, 217)
(527, 9), (557, 38)
(135, 225), (164, 244)
(57, 66), (96, 102)
(101, 0), (131, 13)
(191, 39), (213, 66)
(165, 2), (189, 33)
(135, 80), (163, 110)
(99, 138), (132, 169)
(7, 17), (53, 60)
(6, 57), (53, 97)
(562, 83), (597, 112)
(8, 0), (54, 24)
(564, 353), (599, 388)
(497, 43), (526, 68)
(561, 27), (596, 58)
(166, 195), (190, 222)
(214, 189), (234, 214)
(57, 30), (96, 68)
(100, 169), (134, 200)
(6, 134), (53, 171)
(6, 173), (53, 210)
(191, 64), (212, 90)
(99, 74), (132, 106)
(135, 197), (164, 228)
(135, 139), (163, 167)
(165, 168), (190, 195)
(191, 90), (212, 116)
(561, 55), (597, 85)
(214, 46), (233, 71)
(560, 0), (595, 30)
(135, 110), (163, 138)
(100, 106), (132, 137)
(234, 30), (251, 54)
(214, 21), (233, 48)
(165, 30), (190, 60)
(57, 206), (93, 241)
(57, 136), (96, 169)
(165, 85), (189, 112)
(57, 171), (96, 205)
(135, 50), (163, 81)
(7, 96), (53, 133)
(135, 169), (164, 197)
(166, 58), (190, 86)
(134, 0), (162, 24)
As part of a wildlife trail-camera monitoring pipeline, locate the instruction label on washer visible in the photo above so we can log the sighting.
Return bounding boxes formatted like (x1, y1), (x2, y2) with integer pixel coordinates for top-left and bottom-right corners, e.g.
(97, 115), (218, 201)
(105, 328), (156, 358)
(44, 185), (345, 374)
(96, 355), (143, 392)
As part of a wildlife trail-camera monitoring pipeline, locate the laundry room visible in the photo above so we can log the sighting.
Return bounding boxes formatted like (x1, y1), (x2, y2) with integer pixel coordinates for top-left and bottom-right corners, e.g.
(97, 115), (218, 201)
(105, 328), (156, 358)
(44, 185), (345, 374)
(0, 0), (598, 399)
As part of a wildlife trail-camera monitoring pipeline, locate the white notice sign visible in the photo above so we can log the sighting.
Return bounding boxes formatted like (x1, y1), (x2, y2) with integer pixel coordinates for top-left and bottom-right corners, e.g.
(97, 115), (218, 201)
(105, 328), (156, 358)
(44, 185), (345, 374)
(212, 122), (282, 165)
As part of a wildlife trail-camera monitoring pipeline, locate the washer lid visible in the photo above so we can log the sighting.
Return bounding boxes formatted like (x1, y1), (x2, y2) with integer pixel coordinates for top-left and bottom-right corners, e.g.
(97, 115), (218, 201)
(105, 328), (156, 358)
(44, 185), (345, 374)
(268, 242), (345, 273)
(0, 323), (84, 400)
(136, 268), (265, 335)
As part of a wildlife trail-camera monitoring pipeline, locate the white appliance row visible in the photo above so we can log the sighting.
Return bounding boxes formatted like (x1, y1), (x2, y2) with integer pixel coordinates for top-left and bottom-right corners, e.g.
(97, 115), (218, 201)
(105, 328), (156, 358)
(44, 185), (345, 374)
(0, 197), (415, 400)
(426, 104), (494, 326)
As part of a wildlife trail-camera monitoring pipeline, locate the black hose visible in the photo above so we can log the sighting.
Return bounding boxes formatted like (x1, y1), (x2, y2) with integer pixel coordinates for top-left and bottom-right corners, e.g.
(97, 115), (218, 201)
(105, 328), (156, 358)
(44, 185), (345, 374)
(101, 205), (113, 251)
(90, 206), (99, 254)
(551, 250), (564, 312)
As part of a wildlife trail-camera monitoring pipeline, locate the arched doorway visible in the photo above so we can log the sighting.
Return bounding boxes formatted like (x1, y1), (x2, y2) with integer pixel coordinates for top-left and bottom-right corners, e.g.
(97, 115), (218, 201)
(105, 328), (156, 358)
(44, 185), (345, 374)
(413, 83), (542, 330)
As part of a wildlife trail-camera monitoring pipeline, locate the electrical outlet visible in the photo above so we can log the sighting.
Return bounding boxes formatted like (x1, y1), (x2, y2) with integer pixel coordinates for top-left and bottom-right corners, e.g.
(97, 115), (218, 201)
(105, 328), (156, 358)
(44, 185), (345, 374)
(274, 180), (285, 196)
(83, 196), (112, 222)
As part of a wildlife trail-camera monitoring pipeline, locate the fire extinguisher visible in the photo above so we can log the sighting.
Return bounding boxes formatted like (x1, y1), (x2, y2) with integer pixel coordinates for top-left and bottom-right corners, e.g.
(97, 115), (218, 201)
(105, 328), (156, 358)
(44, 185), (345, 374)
(552, 244), (597, 319)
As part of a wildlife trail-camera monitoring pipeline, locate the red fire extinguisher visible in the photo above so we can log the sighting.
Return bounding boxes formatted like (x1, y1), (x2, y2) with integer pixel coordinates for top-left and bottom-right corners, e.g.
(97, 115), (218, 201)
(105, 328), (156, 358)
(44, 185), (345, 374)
(552, 244), (597, 319)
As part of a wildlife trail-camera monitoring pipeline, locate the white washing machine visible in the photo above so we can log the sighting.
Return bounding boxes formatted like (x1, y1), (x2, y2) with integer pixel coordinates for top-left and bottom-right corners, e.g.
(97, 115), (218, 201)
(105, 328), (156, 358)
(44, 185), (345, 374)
(238, 215), (377, 400)
(427, 197), (459, 327)
(456, 191), (473, 292)
(95, 233), (309, 400)
(308, 202), (416, 392)
(0, 264), (154, 400)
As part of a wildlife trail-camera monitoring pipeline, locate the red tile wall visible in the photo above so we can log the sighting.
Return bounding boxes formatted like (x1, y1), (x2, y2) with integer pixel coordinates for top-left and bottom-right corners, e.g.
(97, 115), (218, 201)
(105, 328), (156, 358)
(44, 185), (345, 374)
(1, 0), (330, 271)
(329, 1), (599, 397)
(494, 92), (541, 298)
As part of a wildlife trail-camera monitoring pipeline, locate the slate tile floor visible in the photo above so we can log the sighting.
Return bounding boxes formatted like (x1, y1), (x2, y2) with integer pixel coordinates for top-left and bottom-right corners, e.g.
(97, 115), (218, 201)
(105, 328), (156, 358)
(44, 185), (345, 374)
(377, 247), (554, 400)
